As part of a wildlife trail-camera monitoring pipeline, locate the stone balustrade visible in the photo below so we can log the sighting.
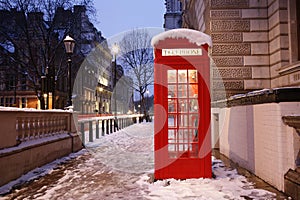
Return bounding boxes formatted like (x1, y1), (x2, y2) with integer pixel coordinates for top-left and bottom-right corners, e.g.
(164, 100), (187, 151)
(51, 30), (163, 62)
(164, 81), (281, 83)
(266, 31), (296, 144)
(0, 108), (80, 187)
(0, 108), (75, 149)
(0, 107), (146, 150)
(78, 114), (144, 144)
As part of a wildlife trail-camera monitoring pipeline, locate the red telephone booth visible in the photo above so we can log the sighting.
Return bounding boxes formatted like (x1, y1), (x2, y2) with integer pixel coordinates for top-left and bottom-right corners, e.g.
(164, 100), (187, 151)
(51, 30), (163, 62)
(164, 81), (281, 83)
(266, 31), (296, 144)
(151, 29), (212, 179)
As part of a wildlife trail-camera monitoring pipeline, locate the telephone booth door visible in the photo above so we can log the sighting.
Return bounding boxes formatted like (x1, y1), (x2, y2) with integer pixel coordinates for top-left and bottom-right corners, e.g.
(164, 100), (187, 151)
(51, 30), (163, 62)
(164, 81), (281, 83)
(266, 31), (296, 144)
(152, 29), (212, 179)
(167, 69), (200, 159)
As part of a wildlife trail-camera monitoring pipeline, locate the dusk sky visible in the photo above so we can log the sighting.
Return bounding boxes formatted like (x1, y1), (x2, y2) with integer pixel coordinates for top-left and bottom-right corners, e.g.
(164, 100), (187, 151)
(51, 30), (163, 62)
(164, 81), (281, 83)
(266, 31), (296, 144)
(94, 0), (165, 38)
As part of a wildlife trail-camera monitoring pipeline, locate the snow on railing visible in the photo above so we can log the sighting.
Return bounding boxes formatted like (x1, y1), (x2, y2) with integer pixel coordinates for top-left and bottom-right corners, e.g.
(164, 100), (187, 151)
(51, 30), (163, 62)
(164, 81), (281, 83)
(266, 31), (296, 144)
(78, 114), (144, 144)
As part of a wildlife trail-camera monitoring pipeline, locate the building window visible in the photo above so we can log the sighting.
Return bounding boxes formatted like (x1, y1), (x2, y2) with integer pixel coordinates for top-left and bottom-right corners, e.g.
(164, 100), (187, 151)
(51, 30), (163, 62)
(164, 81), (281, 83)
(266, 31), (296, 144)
(5, 97), (13, 107)
(6, 75), (15, 91)
(21, 97), (26, 108)
(21, 74), (26, 90)
(0, 97), (3, 106)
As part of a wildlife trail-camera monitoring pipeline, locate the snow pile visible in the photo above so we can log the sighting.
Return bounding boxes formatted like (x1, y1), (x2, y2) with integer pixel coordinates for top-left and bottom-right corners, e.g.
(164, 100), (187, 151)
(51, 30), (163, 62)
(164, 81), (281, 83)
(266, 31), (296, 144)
(0, 133), (71, 155)
(0, 106), (73, 113)
(137, 158), (276, 200)
(151, 28), (212, 47)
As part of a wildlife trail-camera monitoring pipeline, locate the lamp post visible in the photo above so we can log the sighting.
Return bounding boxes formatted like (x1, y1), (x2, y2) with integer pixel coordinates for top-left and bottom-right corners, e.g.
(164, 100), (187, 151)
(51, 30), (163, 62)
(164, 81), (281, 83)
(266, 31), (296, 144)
(111, 43), (119, 114)
(95, 86), (103, 114)
(111, 43), (119, 131)
(63, 35), (75, 108)
(99, 87), (103, 114)
(146, 89), (150, 112)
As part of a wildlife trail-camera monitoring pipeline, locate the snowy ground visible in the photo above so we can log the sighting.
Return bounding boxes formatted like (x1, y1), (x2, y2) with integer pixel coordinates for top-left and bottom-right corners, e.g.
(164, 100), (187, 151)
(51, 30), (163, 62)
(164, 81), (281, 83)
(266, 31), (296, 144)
(0, 122), (280, 199)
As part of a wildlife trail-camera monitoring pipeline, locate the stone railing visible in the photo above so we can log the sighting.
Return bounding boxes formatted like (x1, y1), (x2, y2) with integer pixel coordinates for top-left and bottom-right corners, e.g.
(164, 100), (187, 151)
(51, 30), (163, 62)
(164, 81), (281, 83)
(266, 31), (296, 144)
(0, 108), (75, 149)
(78, 114), (144, 144)
(0, 106), (145, 149)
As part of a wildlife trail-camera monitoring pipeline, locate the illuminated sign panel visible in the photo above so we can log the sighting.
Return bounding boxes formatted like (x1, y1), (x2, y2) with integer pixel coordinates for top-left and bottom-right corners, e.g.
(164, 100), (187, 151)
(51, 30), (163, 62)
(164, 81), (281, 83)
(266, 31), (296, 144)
(162, 48), (202, 56)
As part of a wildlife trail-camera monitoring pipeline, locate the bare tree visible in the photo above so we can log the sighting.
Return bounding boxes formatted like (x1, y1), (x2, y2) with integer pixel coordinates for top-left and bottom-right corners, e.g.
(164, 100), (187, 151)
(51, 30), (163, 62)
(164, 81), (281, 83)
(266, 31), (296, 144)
(0, 0), (95, 109)
(118, 29), (154, 117)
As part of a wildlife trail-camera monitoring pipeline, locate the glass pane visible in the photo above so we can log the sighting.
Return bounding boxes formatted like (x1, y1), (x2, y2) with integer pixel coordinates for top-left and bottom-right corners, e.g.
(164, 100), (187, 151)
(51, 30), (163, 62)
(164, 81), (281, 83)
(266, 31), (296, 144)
(189, 99), (198, 112)
(191, 129), (198, 141)
(178, 70), (187, 83)
(168, 99), (176, 112)
(178, 84), (187, 98)
(168, 70), (177, 83)
(168, 85), (176, 98)
(178, 99), (188, 113)
(188, 84), (198, 97)
(178, 129), (183, 141)
(168, 115), (176, 127)
(178, 129), (189, 142)
(168, 144), (175, 152)
(188, 70), (198, 83)
(178, 114), (189, 127)
(168, 129), (176, 140)
(178, 144), (188, 151)
(189, 114), (198, 127)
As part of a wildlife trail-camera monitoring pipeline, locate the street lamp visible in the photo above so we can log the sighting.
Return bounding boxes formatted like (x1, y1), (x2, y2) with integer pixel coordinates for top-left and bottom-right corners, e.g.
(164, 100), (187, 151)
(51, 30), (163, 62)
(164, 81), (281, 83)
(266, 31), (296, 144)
(99, 87), (103, 113)
(146, 89), (150, 111)
(111, 43), (119, 131)
(112, 43), (119, 113)
(96, 86), (103, 114)
(63, 35), (75, 108)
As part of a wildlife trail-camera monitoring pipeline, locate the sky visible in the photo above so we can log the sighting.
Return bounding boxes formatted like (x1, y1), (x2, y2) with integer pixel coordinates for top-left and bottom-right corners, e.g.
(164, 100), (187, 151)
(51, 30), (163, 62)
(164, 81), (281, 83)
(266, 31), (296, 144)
(93, 0), (165, 38)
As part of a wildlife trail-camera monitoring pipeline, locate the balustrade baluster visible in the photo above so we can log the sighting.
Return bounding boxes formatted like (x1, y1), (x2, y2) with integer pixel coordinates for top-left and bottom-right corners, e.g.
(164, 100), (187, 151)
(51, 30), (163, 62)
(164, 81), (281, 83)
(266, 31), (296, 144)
(80, 122), (85, 145)
(16, 118), (23, 142)
(96, 120), (99, 139)
(32, 117), (36, 138)
(36, 117), (41, 138)
(57, 116), (62, 133)
(49, 116), (53, 135)
(101, 120), (105, 136)
(106, 119), (109, 135)
(42, 117), (47, 137)
(24, 118), (30, 140)
(89, 121), (93, 142)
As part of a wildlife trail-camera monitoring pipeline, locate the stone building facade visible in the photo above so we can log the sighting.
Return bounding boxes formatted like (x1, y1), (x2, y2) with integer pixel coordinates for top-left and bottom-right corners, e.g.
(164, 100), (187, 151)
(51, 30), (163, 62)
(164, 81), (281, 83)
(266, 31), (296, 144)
(0, 10), (59, 109)
(164, 0), (183, 29)
(181, 0), (300, 100)
(54, 5), (114, 113)
(179, 1), (300, 197)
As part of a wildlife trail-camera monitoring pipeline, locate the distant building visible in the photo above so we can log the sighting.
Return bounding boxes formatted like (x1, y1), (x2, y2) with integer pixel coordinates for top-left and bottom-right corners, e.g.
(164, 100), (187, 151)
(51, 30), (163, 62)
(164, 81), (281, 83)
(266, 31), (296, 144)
(164, 0), (182, 29)
(53, 5), (114, 113)
(180, 0), (300, 100)
(0, 5), (128, 113)
(0, 9), (60, 109)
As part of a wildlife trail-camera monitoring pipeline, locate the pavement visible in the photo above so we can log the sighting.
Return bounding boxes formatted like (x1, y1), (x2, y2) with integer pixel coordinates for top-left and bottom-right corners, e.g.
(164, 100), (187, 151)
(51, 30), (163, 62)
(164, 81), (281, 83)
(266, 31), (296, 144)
(0, 122), (291, 200)
(212, 150), (290, 200)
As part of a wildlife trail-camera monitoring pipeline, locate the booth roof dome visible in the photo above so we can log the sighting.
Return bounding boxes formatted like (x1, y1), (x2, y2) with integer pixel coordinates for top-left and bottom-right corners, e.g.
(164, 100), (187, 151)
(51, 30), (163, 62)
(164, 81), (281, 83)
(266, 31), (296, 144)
(151, 28), (212, 47)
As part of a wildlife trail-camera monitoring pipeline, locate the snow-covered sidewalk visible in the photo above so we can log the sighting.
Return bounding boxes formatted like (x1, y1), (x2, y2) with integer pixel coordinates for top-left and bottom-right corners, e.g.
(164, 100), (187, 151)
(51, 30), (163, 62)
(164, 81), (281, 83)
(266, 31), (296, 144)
(0, 122), (278, 199)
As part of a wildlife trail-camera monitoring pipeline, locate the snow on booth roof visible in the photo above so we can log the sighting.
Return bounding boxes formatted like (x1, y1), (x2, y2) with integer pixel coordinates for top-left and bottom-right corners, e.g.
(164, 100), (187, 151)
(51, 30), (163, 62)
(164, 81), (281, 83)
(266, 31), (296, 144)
(151, 28), (212, 47)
